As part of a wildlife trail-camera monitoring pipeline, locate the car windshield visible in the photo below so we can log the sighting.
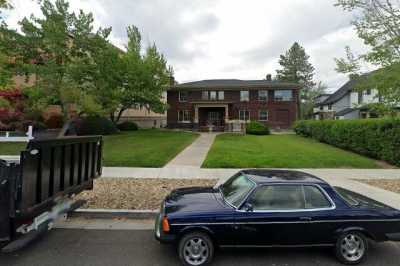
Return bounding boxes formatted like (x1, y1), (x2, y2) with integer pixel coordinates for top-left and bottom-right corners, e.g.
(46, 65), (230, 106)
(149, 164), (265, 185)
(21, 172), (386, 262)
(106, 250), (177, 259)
(220, 174), (255, 208)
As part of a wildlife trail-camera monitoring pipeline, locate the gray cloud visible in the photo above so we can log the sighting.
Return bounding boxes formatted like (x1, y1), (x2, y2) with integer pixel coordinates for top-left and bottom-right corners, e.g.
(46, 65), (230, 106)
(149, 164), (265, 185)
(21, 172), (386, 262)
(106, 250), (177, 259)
(88, 0), (219, 63)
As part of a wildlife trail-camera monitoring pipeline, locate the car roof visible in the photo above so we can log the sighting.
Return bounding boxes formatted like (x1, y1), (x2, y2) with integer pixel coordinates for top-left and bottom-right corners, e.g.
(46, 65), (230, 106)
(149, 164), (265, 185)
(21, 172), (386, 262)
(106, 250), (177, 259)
(241, 169), (327, 185)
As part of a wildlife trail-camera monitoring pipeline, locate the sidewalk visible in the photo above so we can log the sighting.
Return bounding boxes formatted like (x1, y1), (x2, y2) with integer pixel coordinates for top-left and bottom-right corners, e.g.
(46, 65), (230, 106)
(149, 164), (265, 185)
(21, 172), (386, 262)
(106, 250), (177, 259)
(164, 132), (218, 168)
(102, 166), (400, 180)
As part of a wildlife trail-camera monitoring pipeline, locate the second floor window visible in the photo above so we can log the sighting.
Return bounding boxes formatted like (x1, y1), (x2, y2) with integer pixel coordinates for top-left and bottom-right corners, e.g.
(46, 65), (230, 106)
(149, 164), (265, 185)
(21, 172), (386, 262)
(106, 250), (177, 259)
(240, 90), (249, 101)
(328, 104), (332, 110)
(210, 91), (217, 100)
(239, 110), (250, 121)
(201, 91), (224, 100)
(179, 91), (188, 102)
(258, 90), (268, 101)
(274, 90), (293, 101)
(218, 91), (224, 100)
(202, 91), (209, 100)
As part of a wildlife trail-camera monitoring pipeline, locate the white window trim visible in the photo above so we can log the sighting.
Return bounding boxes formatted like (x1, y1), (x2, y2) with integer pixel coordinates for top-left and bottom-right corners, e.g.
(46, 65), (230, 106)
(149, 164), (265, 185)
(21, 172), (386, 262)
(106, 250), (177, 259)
(259, 110), (268, 121)
(239, 110), (250, 121)
(178, 110), (191, 123)
(240, 90), (250, 102)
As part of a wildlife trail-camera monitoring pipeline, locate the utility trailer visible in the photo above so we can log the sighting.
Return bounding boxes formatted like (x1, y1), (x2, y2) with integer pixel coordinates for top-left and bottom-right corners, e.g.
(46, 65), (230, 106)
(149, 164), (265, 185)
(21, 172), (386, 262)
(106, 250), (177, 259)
(0, 136), (103, 252)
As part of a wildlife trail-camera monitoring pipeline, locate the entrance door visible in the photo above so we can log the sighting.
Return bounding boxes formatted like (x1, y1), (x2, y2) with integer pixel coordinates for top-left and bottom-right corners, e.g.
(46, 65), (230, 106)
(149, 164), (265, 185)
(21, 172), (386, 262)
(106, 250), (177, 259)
(208, 111), (221, 126)
(276, 110), (290, 127)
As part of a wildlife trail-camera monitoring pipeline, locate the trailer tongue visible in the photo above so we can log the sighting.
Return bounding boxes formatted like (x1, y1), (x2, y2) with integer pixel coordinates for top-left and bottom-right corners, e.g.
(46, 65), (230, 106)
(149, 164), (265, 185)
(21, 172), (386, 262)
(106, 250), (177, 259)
(0, 136), (103, 252)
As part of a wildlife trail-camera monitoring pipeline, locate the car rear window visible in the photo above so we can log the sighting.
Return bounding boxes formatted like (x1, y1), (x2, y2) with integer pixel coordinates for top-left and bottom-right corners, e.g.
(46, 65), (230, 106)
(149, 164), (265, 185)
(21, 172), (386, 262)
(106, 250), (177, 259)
(334, 186), (391, 209)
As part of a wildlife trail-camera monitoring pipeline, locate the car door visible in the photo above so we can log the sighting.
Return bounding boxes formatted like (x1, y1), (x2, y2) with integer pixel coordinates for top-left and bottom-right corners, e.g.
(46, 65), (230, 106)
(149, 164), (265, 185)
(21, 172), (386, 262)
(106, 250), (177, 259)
(234, 184), (312, 246)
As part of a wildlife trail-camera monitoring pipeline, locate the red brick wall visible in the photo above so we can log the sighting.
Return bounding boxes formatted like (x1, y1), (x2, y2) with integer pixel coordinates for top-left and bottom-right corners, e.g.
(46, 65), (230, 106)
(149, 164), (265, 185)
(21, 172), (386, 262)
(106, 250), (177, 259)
(167, 89), (300, 129)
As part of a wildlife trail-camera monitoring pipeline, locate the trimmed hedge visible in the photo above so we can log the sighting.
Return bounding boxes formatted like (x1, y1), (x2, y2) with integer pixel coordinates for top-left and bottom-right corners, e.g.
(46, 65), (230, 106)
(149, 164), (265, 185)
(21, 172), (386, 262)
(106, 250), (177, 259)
(246, 121), (271, 135)
(294, 119), (400, 166)
(117, 121), (139, 131)
(76, 116), (118, 136)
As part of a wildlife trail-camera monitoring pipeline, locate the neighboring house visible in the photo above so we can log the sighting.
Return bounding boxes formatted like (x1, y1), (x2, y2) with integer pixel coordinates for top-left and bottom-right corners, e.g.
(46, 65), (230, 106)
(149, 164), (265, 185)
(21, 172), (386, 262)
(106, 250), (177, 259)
(118, 92), (167, 128)
(313, 73), (381, 120)
(167, 79), (301, 131)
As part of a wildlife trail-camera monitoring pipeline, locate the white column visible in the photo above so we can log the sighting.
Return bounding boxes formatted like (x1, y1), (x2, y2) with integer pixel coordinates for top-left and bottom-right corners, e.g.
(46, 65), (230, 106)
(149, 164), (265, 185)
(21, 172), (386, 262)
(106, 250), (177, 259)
(194, 106), (199, 123)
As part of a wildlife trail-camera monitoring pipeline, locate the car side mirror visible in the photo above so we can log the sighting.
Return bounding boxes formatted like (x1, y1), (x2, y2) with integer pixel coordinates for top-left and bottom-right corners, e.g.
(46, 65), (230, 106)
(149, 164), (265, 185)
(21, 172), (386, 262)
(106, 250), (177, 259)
(243, 202), (253, 212)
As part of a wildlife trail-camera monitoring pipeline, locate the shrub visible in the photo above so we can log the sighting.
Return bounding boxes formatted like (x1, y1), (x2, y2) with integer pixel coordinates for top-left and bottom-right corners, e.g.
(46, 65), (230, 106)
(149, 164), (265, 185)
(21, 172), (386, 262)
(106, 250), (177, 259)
(246, 121), (271, 135)
(75, 116), (118, 136)
(294, 119), (400, 166)
(117, 121), (139, 131)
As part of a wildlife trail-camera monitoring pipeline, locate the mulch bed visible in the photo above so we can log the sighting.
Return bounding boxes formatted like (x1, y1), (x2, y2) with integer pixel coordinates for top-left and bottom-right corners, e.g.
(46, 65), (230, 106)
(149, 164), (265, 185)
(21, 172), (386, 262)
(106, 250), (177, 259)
(77, 178), (217, 210)
(357, 179), (400, 194)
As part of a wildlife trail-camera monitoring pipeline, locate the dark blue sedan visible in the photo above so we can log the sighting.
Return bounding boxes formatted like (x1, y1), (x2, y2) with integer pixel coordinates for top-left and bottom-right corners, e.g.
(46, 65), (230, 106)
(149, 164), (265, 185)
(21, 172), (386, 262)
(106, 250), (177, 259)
(155, 170), (400, 266)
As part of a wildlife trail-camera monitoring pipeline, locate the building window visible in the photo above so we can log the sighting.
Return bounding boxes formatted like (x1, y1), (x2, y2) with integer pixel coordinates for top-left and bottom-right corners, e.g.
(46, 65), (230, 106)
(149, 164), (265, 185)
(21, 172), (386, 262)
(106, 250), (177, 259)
(239, 110), (250, 121)
(210, 91), (217, 100)
(328, 104), (332, 110)
(202, 91), (209, 100)
(258, 90), (268, 101)
(274, 90), (293, 101)
(218, 91), (224, 100)
(319, 106), (323, 111)
(178, 110), (191, 123)
(179, 91), (188, 102)
(366, 89), (371, 95)
(259, 110), (268, 121)
(240, 91), (249, 102)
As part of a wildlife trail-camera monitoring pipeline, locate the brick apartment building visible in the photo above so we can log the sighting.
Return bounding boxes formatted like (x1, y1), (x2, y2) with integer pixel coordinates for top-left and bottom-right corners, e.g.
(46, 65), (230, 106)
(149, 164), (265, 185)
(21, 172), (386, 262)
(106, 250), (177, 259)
(167, 78), (301, 131)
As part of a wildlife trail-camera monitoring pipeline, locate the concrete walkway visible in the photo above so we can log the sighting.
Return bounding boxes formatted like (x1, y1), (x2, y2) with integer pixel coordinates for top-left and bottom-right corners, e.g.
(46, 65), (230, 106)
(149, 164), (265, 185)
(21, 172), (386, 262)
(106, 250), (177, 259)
(164, 133), (218, 168)
(102, 166), (400, 180)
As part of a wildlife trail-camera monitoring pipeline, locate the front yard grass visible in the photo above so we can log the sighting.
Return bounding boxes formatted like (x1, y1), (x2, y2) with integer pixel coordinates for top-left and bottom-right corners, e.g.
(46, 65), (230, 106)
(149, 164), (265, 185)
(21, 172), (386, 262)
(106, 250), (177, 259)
(0, 129), (199, 167)
(103, 130), (198, 167)
(202, 134), (382, 169)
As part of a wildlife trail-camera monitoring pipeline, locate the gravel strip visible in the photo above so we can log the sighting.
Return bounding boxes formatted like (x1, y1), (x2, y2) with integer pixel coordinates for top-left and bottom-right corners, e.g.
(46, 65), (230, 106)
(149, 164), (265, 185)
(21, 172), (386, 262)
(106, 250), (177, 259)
(357, 179), (400, 194)
(77, 178), (217, 210)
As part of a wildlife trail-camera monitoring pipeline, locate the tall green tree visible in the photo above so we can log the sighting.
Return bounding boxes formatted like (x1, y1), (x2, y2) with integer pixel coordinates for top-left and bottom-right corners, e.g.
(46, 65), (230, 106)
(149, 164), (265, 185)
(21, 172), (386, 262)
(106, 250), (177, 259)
(112, 25), (172, 123)
(335, 0), (400, 115)
(7, 0), (110, 117)
(276, 42), (316, 92)
(276, 42), (318, 118)
(0, 0), (13, 89)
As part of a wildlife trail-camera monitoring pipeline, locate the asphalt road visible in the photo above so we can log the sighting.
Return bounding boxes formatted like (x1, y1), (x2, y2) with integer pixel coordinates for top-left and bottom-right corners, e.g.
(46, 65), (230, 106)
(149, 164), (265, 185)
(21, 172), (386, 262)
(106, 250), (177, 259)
(1, 229), (400, 266)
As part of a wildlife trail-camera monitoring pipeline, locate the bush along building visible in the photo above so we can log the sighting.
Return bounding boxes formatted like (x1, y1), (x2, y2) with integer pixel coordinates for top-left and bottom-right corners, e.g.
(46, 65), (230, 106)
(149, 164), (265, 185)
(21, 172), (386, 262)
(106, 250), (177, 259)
(167, 78), (301, 132)
(313, 72), (383, 120)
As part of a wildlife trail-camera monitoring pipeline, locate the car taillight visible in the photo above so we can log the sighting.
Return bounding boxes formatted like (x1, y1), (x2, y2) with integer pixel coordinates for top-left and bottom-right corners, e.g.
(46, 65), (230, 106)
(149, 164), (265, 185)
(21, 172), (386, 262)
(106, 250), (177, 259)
(162, 216), (170, 233)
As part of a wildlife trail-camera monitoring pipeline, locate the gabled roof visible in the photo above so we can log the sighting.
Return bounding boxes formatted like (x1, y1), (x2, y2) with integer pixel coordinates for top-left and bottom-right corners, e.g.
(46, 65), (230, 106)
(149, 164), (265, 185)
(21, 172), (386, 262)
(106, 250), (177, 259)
(319, 71), (376, 106)
(170, 79), (301, 90)
(335, 108), (356, 116)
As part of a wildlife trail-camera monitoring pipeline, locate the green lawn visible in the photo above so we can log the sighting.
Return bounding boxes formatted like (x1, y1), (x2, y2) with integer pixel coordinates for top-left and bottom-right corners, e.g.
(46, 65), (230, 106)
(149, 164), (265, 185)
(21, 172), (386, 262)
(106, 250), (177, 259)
(0, 142), (27, 155)
(103, 130), (198, 167)
(0, 130), (199, 167)
(202, 134), (382, 169)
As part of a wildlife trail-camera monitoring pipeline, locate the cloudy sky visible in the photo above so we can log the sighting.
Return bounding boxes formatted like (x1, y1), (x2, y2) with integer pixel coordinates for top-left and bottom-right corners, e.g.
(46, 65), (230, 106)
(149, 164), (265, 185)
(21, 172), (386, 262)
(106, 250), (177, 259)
(4, 0), (373, 91)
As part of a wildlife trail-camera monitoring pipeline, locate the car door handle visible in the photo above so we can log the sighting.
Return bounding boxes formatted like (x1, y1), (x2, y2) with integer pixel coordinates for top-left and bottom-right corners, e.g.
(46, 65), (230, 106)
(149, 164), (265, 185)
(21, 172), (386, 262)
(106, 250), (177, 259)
(300, 217), (312, 221)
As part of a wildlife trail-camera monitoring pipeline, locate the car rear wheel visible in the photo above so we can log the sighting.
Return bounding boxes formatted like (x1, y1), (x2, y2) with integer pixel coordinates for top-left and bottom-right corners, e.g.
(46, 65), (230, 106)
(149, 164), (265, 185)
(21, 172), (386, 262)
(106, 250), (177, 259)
(178, 232), (214, 266)
(335, 231), (368, 265)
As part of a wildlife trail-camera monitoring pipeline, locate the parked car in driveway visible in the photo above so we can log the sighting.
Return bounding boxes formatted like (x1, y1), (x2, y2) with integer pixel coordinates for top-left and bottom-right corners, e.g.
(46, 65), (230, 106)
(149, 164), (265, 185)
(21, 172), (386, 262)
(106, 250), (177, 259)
(155, 169), (400, 266)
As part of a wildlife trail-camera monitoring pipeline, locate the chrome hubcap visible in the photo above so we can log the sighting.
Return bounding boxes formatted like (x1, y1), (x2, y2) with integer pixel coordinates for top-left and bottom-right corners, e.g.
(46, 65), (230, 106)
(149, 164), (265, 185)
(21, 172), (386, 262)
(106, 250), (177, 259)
(183, 237), (209, 265)
(340, 234), (365, 262)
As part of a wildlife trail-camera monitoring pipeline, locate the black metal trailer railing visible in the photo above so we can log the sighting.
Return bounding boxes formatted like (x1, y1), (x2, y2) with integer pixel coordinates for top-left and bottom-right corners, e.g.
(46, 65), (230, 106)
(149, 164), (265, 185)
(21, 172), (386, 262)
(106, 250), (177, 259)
(0, 135), (103, 251)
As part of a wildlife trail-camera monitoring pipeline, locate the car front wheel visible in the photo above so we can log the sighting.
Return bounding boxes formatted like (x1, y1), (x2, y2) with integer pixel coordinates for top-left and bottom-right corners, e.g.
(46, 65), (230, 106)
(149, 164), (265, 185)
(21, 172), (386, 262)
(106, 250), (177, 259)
(335, 231), (368, 265)
(178, 232), (214, 266)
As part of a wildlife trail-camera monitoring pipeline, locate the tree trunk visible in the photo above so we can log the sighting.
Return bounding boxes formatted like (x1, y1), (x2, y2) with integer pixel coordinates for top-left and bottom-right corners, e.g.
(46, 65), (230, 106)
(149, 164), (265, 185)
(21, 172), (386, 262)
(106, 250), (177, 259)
(115, 108), (126, 124)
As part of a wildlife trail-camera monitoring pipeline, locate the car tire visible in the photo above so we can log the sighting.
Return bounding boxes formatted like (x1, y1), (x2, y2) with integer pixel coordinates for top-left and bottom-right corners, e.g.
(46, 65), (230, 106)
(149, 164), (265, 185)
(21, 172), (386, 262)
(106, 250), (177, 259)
(335, 231), (368, 265)
(178, 231), (214, 266)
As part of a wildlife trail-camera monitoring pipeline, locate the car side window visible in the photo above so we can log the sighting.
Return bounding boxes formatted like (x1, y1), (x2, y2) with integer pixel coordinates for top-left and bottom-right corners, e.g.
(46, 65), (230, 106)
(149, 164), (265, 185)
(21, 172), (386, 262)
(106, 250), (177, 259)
(303, 185), (332, 209)
(247, 185), (305, 211)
